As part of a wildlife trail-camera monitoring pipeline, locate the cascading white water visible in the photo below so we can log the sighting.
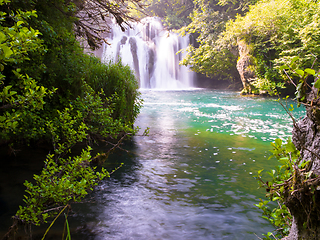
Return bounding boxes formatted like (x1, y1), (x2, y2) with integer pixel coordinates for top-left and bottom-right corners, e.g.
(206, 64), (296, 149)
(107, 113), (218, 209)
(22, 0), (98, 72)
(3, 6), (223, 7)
(101, 17), (194, 90)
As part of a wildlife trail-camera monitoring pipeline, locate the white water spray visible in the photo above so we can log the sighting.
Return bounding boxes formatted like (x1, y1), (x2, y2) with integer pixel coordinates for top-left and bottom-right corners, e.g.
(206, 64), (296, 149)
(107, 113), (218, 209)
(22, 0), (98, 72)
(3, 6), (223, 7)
(102, 17), (194, 90)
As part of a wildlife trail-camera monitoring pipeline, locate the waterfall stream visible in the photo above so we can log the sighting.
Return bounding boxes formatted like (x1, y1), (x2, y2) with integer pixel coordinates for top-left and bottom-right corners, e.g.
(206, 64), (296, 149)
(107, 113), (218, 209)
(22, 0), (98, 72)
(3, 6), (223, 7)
(102, 17), (194, 89)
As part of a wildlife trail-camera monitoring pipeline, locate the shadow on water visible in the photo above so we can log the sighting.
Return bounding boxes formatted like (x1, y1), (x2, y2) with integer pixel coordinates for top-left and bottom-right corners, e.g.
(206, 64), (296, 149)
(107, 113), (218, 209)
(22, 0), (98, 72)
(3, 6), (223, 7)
(0, 140), (139, 239)
(0, 145), (50, 234)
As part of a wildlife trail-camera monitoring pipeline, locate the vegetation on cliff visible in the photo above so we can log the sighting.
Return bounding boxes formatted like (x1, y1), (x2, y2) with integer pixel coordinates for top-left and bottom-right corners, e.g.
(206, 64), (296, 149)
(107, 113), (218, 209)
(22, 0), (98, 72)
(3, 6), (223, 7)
(179, 0), (258, 84)
(180, 0), (320, 95)
(0, 0), (142, 238)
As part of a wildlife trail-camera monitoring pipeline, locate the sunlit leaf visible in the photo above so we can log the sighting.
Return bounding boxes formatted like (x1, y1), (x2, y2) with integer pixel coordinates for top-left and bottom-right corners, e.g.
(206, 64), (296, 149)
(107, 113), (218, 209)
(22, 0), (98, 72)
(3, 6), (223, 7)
(305, 68), (315, 76)
(275, 138), (282, 146)
(286, 141), (296, 153)
(295, 69), (304, 77)
(2, 45), (13, 58)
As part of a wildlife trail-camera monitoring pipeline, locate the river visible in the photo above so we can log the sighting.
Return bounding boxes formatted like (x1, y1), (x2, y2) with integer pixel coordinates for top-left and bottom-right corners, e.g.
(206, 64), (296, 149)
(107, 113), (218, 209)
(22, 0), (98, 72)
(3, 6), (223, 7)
(65, 89), (305, 240)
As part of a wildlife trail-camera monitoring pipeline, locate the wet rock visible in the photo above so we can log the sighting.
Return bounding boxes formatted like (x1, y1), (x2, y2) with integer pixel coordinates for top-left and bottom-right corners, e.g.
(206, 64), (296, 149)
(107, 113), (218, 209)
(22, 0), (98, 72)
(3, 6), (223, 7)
(147, 48), (155, 88)
(288, 91), (320, 239)
(236, 39), (256, 94)
(129, 37), (140, 85)
(120, 36), (127, 45)
(293, 100), (320, 176)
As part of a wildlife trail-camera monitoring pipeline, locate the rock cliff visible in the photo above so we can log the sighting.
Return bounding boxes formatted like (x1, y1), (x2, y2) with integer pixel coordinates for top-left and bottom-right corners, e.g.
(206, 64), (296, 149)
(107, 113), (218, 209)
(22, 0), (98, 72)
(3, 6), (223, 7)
(285, 88), (320, 239)
(236, 39), (256, 94)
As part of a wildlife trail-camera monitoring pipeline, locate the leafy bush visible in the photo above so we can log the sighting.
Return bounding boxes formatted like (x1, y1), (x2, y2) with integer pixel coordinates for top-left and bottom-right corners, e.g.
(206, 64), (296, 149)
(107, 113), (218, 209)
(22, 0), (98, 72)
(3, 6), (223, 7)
(0, 1), (142, 237)
(221, 0), (320, 94)
(82, 56), (142, 125)
(16, 146), (109, 226)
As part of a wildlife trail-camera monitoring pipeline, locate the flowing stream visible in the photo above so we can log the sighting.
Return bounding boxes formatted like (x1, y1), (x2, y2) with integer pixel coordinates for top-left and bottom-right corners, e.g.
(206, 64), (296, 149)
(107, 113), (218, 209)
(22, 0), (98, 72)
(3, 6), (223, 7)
(69, 90), (305, 240)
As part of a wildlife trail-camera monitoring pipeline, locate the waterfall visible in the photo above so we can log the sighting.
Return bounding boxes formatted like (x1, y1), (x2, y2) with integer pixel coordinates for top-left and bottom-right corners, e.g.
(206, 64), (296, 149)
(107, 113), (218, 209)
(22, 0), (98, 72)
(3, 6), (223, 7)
(102, 17), (194, 90)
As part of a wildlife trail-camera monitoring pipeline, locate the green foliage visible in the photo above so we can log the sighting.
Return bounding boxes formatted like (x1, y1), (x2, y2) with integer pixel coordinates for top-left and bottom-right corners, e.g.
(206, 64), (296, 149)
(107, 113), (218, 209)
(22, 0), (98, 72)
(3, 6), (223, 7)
(0, 0), (141, 144)
(0, 0), (56, 142)
(255, 63), (320, 239)
(0, 69), (56, 141)
(181, 0), (320, 94)
(0, 0), (142, 236)
(180, 39), (238, 81)
(254, 138), (300, 239)
(0, 5), (43, 69)
(280, 56), (320, 106)
(220, 0), (320, 94)
(255, 198), (291, 239)
(83, 57), (142, 125)
(16, 146), (109, 225)
(13, 78), (136, 227)
(250, 78), (285, 96)
(46, 107), (88, 158)
(138, 0), (194, 29)
(12, 74), (138, 227)
(179, 0), (257, 81)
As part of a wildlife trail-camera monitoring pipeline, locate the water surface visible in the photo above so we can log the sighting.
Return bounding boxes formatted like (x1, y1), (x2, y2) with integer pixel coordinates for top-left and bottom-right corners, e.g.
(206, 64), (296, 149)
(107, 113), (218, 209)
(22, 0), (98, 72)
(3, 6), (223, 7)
(70, 90), (305, 240)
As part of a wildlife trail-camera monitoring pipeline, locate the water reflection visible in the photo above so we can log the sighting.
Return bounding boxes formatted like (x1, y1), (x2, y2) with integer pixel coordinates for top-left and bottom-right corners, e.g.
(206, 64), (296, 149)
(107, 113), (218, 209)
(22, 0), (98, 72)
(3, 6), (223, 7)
(70, 90), (305, 239)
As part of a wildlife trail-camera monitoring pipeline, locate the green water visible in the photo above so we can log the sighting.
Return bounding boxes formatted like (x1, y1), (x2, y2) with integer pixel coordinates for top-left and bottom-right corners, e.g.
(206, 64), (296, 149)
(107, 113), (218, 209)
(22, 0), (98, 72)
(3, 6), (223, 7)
(68, 89), (305, 240)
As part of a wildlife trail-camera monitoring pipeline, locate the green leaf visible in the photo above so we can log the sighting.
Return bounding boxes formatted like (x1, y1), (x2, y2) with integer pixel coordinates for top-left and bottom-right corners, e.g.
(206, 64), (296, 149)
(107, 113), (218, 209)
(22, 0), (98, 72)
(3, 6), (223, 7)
(314, 78), (320, 89)
(291, 56), (299, 64)
(305, 68), (315, 76)
(295, 69), (304, 77)
(288, 57), (299, 69)
(2, 45), (13, 58)
(286, 141), (296, 153)
(275, 138), (282, 147)
(16, 21), (24, 27)
(299, 160), (311, 169)
(0, 32), (6, 43)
